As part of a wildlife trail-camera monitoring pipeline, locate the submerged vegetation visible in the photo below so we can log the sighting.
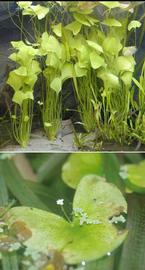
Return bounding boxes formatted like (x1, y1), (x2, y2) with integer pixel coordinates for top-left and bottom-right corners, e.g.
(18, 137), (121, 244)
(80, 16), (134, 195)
(0, 1), (145, 149)
(0, 152), (145, 269)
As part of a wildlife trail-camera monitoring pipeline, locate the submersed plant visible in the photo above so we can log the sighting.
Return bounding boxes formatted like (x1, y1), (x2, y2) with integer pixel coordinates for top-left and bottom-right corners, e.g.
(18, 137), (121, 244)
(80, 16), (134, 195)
(130, 61), (145, 143)
(7, 41), (41, 147)
(61, 1), (138, 143)
(39, 32), (63, 140)
(17, 1), (63, 140)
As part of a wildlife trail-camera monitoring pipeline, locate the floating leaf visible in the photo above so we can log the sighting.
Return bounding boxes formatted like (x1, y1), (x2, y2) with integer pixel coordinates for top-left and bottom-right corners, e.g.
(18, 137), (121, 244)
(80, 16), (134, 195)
(62, 153), (104, 189)
(120, 161), (145, 193)
(8, 176), (127, 265)
(128, 20), (142, 31)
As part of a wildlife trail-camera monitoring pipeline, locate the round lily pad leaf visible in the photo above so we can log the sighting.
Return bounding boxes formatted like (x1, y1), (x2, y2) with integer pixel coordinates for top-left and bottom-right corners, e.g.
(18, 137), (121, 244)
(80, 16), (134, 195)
(73, 175), (127, 221)
(8, 176), (127, 265)
(120, 161), (145, 193)
(61, 153), (104, 188)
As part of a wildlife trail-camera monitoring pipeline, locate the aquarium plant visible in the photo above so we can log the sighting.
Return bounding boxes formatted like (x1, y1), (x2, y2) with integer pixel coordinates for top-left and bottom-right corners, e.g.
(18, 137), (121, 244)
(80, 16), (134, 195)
(7, 41), (41, 147)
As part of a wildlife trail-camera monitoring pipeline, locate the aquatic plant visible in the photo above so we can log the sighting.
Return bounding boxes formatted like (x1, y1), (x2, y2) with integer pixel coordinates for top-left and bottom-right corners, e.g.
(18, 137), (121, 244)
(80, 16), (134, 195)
(7, 41), (41, 147)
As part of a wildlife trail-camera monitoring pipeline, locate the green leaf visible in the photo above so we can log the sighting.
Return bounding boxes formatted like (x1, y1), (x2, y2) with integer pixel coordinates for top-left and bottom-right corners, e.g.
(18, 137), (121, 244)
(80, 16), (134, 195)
(73, 13), (92, 26)
(102, 154), (123, 189)
(97, 70), (119, 88)
(7, 72), (24, 92)
(0, 166), (9, 206)
(103, 37), (122, 56)
(128, 20), (142, 31)
(62, 153), (104, 189)
(17, 1), (32, 9)
(73, 175), (127, 222)
(13, 66), (27, 77)
(22, 4), (49, 20)
(74, 63), (87, 77)
(9, 176), (127, 264)
(12, 91), (33, 106)
(52, 23), (62, 37)
(90, 52), (105, 69)
(117, 56), (135, 73)
(41, 33), (61, 58)
(121, 72), (133, 86)
(66, 21), (82, 35)
(86, 40), (103, 53)
(50, 77), (62, 94)
(99, 1), (121, 9)
(102, 18), (122, 27)
(120, 161), (145, 193)
(132, 77), (144, 93)
(1, 159), (48, 210)
(61, 63), (74, 82)
(46, 53), (60, 68)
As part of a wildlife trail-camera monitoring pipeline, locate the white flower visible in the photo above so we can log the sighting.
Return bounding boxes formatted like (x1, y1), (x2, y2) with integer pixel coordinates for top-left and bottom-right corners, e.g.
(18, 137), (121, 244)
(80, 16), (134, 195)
(56, 199), (64, 206)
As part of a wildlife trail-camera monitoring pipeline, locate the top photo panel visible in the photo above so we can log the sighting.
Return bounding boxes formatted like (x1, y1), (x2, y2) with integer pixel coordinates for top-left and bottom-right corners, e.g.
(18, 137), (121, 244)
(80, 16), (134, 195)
(0, 1), (145, 152)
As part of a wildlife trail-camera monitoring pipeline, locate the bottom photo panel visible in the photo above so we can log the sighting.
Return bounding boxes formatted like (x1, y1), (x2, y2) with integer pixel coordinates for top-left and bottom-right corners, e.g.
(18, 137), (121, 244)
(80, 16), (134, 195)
(0, 153), (144, 270)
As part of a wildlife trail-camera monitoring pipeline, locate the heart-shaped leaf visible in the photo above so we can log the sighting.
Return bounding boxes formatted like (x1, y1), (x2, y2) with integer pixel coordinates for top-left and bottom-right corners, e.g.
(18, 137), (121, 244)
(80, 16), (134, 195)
(8, 176), (127, 265)
(66, 21), (82, 35)
(90, 52), (105, 69)
(97, 70), (119, 88)
(12, 91), (33, 106)
(50, 77), (62, 94)
(120, 72), (133, 86)
(52, 23), (62, 37)
(86, 40), (103, 53)
(61, 63), (74, 82)
(103, 37), (122, 56)
(117, 56), (135, 73)
(120, 161), (145, 193)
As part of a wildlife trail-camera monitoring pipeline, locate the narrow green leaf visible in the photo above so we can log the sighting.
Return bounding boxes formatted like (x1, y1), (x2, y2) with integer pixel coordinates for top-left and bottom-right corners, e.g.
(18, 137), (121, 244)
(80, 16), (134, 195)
(37, 154), (68, 182)
(1, 159), (48, 210)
